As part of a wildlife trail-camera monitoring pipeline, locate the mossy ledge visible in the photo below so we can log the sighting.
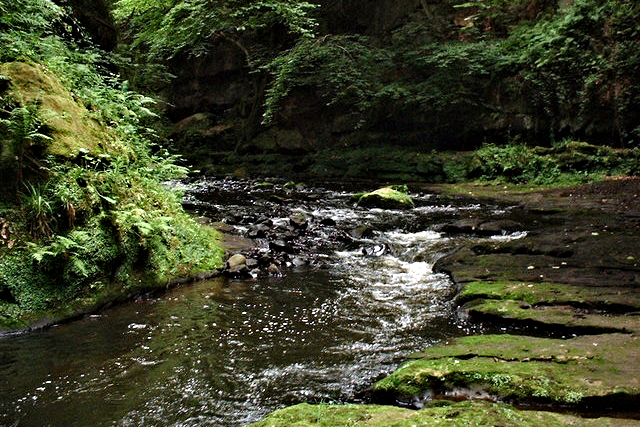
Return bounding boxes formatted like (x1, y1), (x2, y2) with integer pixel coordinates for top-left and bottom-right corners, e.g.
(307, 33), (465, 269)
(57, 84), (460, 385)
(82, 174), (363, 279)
(458, 281), (640, 335)
(369, 333), (640, 413)
(246, 401), (640, 427)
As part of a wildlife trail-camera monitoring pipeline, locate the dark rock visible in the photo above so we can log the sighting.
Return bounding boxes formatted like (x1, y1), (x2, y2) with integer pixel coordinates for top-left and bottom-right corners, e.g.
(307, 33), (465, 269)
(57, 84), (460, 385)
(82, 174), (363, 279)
(477, 220), (523, 235)
(258, 217), (274, 226)
(269, 240), (296, 254)
(268, 195), (288, 204)
(320, 217), (337, 226)
(225, 265), (251, 278)
(350, 226), (375, 239)
(248, 224), (270, 238)
(435, 218), (483, 234)
(289, 214), (309, 230)
(245, 258), (259, 269)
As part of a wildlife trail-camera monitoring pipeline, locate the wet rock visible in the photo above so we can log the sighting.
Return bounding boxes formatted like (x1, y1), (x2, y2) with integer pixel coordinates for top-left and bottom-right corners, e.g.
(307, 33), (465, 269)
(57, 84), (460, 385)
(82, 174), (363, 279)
(291, 256), (308, 267)
(350, 226), (375, 239)
(289, 214), (309, 230)
(363, 244), (387, 257)
(248, 224), (270, 238)
(268, 194), (288, 204)
(477, 220), (523, 235)
(227, 254), (247, 269)
(267, 263), (282, 276)
(320, 217), (336, 227)
(257, 217), (274, 226)
(434, 218), (483, 234)
(269, 240), (295, 254)
(245, 258), (259, 269)
(224, 254), (251, 278)
(280, 231), (298, 241)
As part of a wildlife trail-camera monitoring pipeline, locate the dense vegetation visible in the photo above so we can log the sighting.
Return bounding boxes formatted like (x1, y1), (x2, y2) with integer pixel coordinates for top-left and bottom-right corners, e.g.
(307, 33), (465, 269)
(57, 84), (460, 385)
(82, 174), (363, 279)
(113, 0), (640, 157)
(0, 0), (223, 330)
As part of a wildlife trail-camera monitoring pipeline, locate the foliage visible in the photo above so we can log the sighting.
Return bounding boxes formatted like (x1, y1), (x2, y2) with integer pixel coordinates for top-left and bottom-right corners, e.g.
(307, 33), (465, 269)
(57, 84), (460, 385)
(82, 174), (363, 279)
(0, 0), (224, 327)
(0, 104), (52, 182)
(263, 35), (392, 124)
(20, 182), (54, 238)
(453, 0), (557, 37)
(260, 0), (640, 147)
(114, 0), (318, 63)
(467, 141), (640, 184)
(505, 0), (640, 146)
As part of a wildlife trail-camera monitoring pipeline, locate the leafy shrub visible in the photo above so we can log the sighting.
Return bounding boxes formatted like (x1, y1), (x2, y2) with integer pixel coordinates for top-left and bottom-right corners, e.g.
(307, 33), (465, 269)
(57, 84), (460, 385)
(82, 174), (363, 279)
(467, 141), (640, 184)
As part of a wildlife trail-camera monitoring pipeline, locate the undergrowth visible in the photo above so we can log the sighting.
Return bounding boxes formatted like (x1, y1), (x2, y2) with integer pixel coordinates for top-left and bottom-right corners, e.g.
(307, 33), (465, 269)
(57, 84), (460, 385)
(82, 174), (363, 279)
(0, 0), (223, 328)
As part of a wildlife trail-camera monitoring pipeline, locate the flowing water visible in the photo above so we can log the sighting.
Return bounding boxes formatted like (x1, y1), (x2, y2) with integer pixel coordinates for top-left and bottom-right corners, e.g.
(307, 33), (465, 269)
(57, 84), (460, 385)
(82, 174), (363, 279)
(0, 179), (522, 426)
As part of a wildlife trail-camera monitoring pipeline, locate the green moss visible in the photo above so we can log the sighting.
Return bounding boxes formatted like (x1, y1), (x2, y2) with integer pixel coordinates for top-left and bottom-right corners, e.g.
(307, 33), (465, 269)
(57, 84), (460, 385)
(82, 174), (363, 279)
(0, 62), (122, 158)
(373, 334), (640, 406)
(457, 281), (640, 333)
(458, 281), (640, 310)
(0, 4), (225, 333)
(356, 187), (414, 209)
(246, 401), (640, 427)
(464, 298), (640, 333)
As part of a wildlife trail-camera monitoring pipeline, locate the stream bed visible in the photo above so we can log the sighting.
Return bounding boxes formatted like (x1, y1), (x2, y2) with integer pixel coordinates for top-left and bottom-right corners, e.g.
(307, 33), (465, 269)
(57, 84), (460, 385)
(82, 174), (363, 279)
(0, 179), (522, 426)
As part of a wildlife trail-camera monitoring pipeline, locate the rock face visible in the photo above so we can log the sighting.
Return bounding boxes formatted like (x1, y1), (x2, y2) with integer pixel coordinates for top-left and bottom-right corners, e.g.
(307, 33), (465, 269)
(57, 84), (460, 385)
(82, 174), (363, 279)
(54, 0), (116, 50)
(160, 0), (640, 174)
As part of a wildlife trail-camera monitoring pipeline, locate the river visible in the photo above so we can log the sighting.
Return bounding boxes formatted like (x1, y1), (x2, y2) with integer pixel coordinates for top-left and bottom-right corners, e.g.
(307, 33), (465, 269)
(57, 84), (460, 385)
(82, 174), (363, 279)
(0, 178), (522, 426)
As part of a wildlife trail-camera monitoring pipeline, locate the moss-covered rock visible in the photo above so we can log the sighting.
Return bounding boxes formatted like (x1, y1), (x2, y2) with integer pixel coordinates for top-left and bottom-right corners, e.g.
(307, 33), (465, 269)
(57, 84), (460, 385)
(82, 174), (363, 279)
(457, 281), (640, 310)
(0, 62), (122, 159)
(464, 298), (640, 334)
(371, 333), (640, 409)
(355, 186), (414, 209)
(457, 281), (640, 334)
(245, 400), (640, 427)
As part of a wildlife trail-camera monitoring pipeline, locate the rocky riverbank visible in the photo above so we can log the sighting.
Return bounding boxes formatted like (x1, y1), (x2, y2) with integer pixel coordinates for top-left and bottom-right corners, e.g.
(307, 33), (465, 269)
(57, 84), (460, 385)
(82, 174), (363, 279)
(248, 177), (640, 426)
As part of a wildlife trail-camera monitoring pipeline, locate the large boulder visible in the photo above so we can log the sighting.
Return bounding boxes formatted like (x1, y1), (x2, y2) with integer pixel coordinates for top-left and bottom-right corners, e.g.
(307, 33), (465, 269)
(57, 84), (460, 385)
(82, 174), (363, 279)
(355, 186), (414, 209)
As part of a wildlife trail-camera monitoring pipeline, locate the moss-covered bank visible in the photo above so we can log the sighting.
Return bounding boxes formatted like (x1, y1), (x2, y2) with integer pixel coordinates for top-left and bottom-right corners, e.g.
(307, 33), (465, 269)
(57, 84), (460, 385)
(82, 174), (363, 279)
(247, 401), (640, 427)
(372, 333), (640, 409)
(0, 0), (223, 334)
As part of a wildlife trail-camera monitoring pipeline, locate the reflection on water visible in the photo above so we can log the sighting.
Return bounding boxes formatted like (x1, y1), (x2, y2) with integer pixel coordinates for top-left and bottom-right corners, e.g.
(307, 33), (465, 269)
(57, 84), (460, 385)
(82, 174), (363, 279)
(0, 180), (520, 427)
